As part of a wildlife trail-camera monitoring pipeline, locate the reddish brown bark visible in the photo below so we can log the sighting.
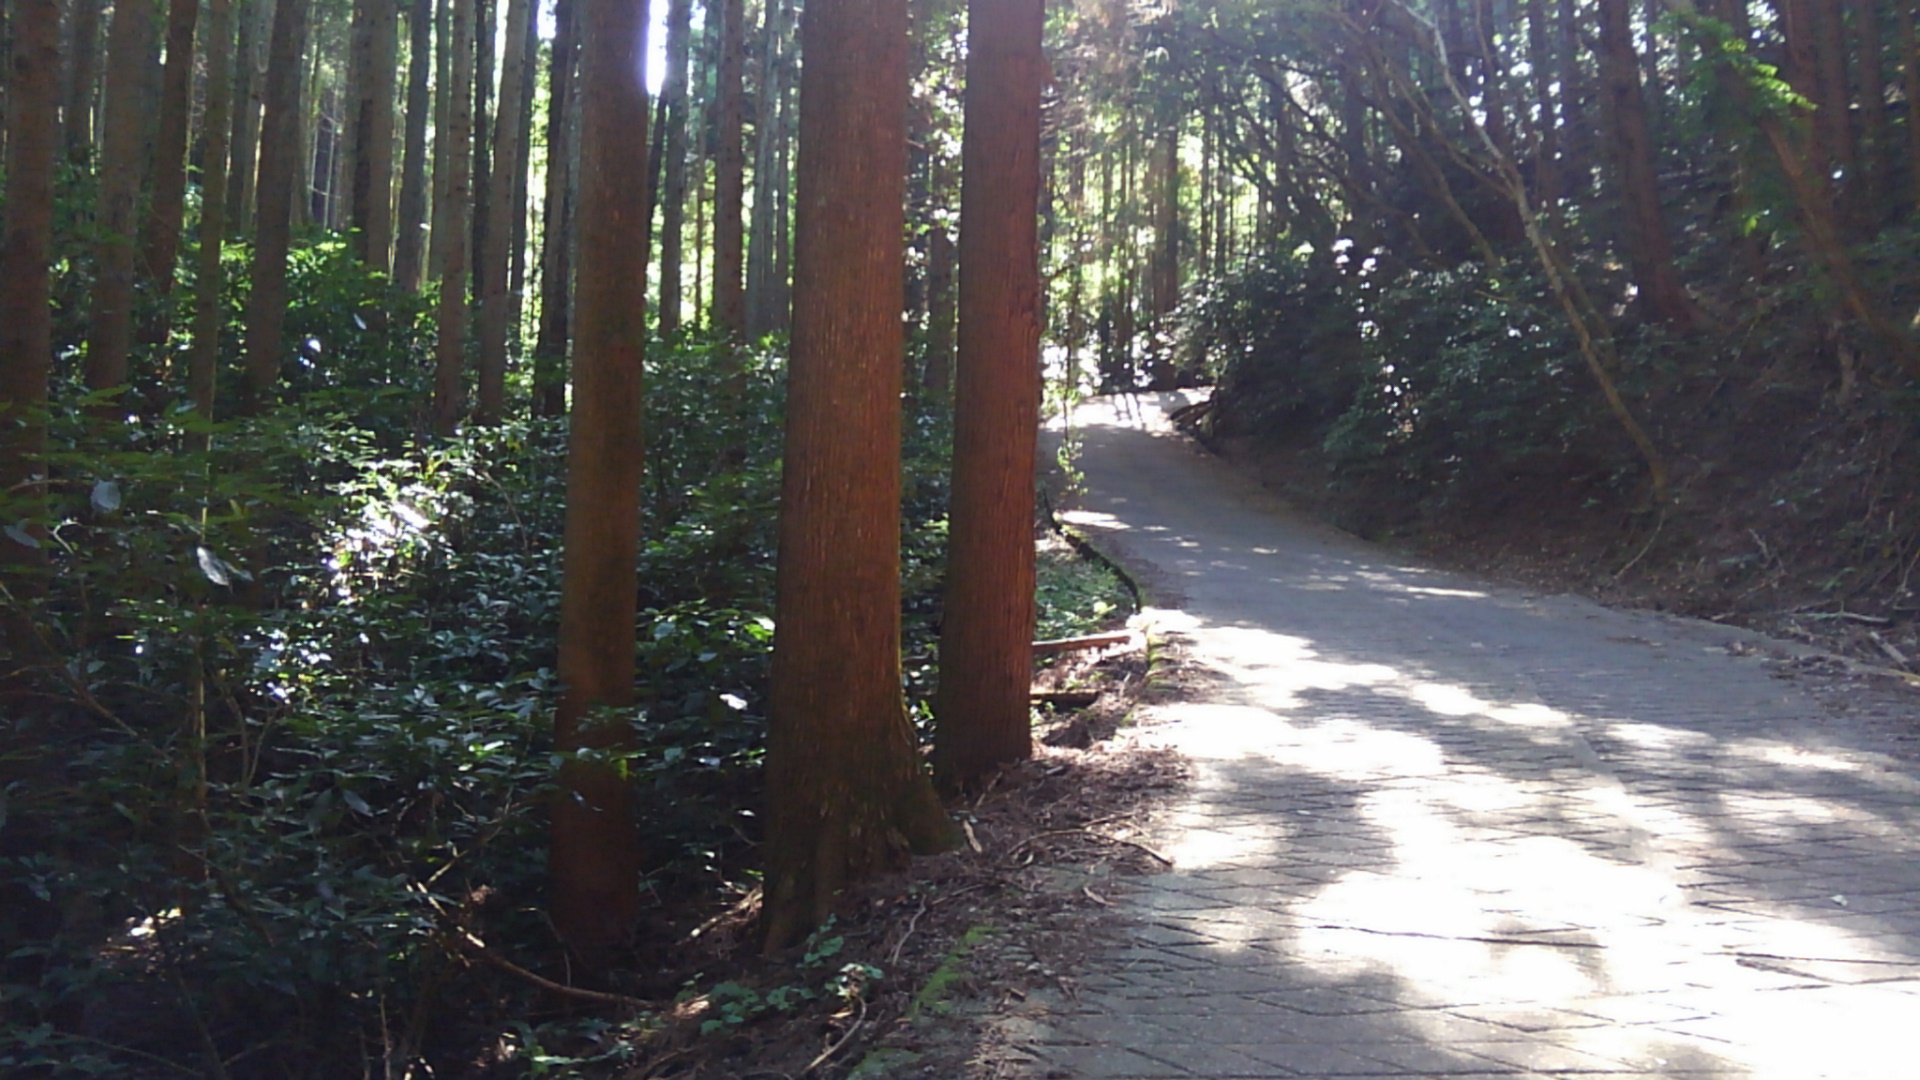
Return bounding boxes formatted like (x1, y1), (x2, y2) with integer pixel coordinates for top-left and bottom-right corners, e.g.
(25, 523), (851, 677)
(242, 0), (310, 410)
(547, 0), (651, 963)
(712, 0), (746, 335)
(474, 0), (534, 424)
(63, 0), (101, 164)
(764, 0), (956, 951)
(2, 0), (59, 535)
(932, 0), (1045, 793)
(139, 0), (201, 336)
(430, 0), (474, 434)
(347, 0), (398, 273)
(84, 0), (157, 394)
(532, 0), (577, 417)
(656, 0), (693, 336)
(1595, 0), (1695, 328)
(190, 0), (237, 434)
(392, 0), (432, 291)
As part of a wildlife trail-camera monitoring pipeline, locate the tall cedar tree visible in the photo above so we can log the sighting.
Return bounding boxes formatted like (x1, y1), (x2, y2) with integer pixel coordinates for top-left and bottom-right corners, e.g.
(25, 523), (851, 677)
(475, 0), (535, 424)
(2, 0), (59, 571)
(393, 0), (434, 291)
(84, 0), (155, 394)
(932, 0), (1045, 792)
(63, 0), (100, 163)
(243, 0), (311, 408)
(190, 0), (237, 433)
(139, 0), (202, 344)
(431, 0), (475, 434)
(347, 0), (399, 272)
(532, 0), (577, 416)
(655, 0), (693, 335)
(548, 0), (651, 960)
(1595, 0), (1695, 328)
(764, 0), (957, 951)
(713, 0), (746, 334)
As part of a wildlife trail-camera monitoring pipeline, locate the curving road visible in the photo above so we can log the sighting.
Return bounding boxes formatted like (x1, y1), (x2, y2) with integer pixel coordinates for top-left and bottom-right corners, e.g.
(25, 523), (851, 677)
(1012, 393), (1920, 1080)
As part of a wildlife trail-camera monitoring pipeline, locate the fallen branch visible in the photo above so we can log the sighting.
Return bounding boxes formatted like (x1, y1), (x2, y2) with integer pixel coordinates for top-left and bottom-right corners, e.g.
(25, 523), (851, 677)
(1031, 689), (1100, 708)
(1033, 630), (1137, 656)
(454, 927), (654, 1010)
(803, 998), (867, 1076)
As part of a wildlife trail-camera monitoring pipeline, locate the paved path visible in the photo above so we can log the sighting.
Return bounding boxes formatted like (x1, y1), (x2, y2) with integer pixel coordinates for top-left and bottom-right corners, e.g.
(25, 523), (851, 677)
(1014, 394), (1920, 1080)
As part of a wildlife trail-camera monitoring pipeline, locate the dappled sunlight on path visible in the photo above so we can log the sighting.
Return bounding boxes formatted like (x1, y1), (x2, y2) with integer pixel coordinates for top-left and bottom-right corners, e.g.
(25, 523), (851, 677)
(1003, 394), (1920, 1080)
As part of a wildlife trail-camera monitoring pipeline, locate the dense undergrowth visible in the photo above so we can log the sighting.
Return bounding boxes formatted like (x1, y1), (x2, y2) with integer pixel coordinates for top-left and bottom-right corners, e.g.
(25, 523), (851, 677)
(1177, 224), (1920, 636)
(0, 235), (1130, 1078)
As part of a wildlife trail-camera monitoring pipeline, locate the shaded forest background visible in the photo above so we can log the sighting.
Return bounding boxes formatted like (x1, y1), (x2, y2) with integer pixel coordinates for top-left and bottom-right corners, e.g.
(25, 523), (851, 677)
(7, 0), (1920, 1074)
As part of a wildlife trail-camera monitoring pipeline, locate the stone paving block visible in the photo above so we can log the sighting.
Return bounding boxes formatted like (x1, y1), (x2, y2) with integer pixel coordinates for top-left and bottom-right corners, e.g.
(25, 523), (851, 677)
(1135, 1043), (1301, 1077)
(1033, 1043), (1193, 1078)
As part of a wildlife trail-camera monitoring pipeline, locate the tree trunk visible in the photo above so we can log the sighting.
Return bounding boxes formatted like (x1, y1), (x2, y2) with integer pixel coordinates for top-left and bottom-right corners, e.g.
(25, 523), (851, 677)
(474, 0), (532, 424)
(548, 0), (650, 963)
(1595, 0), (1694, 327)
(62, 0), (101, 165)
(712, 0), (745, 335)
(190, 0), (236, 434)
(745, 0), (791, 339)
(347, 0), (398, 272)
(1526, 0), (1559, 215)
(242, 0), (310, 409)
(140, 0), (201, 336)
(531, 0), (576, 417)
(2, 0), (59, 564)
(932, 0), (1044, 793)
(763, 0), (957, 953)
(468, 0), (494, 308)
(921, 211), (954, 395)
(227, 0), (270, 234)
(392, 0), (432, 291)
(508, 7), (536, 312)
(430, 0), (473, 434)
(84, 0), (156, 395)
(1810, 0), (1855, 220)
(1851, 0), (1888, 224)
(427, 0), (451, 277)
(1900, 0), (1920, 213)
(1148, 124), (1178, 388)
(653, 0), (691, 335)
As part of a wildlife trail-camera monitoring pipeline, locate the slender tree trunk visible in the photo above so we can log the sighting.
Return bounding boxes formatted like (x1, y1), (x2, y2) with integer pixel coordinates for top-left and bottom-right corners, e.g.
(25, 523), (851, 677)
(1810, 0), (1855, 218)
(62, 0), (100, 165)
(921, 212), (954, 394)
(84, 0), (158, 395)
(428, 0), (451, 276)
(932, 0), (1044, 793)
(763, 0), (957, 953)
(745, 0), (790, 338)
(393, 0), (432, 290)
(431, 0), (473, 433)
(2, 0), (59, 570)
(712, 0), (745, 335)
(1900, 0), (1920, 212)
(474, 0), (532, 424)
(1554, 0), (1587, 195)
(656, 0), (692, 335)
(190, 0), (236, 433)
(140, 0), (201, 335)
(548, 0), (650, 963)
(1148, 123), (1178, 387)
(242, 0), (310, 409)
(1851, 0), (1888, 224)
(468, 0), (494, 307)
(531, 0), (576, 417)
(347, 0), (398, 272)
(227, 0), (270, 234)
(1526, 0), (1559, 215)
(1596, 0), (1695, 327)
(508, 8), (535, 311)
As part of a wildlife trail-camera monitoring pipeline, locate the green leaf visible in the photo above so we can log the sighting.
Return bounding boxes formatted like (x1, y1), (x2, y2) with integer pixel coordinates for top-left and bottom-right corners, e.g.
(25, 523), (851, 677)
(3, 523), (38, 550)
(90, 479), (122, 514)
